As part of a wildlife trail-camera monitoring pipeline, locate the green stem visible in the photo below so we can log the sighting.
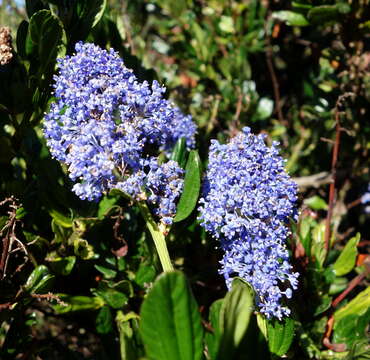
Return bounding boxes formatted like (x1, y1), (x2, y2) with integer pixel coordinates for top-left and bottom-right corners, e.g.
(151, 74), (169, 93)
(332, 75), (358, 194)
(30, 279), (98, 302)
(138, 202), (174, 272)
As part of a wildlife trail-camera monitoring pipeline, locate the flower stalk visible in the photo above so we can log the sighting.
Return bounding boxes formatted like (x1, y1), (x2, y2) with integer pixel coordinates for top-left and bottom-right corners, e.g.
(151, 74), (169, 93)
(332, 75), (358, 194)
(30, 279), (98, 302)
(138, 202), (173, 272)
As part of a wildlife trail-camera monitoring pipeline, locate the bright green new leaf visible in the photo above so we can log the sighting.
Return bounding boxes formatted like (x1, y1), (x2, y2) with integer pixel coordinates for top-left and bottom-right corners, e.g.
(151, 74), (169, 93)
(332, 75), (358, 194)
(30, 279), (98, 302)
(334, 287), (370, 323)
(272, 11), (309, 26)
(174, 150), (201, 222)
(333, 233), (360, 276)
(94, 265), (117, 279)
(140, 271), (203, 360)
(304, 195), (328, 211)
(53, 295), (104, 314)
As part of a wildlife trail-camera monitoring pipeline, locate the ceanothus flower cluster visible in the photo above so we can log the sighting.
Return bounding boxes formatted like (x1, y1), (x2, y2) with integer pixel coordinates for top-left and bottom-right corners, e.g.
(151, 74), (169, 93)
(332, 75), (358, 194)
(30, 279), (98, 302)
(198, 127), (299, 319)
(361, 184), (370, 213)
(44, 42), (196, 224)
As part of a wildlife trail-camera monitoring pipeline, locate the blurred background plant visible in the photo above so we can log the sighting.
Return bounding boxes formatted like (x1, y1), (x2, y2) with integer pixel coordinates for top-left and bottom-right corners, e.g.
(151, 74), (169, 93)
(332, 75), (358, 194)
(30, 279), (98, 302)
(0, 0), (369, 359)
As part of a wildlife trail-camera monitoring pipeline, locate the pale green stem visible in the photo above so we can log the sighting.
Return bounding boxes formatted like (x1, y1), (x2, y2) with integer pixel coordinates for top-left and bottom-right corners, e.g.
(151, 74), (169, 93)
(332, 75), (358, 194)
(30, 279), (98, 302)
(138, 202), (174, 272)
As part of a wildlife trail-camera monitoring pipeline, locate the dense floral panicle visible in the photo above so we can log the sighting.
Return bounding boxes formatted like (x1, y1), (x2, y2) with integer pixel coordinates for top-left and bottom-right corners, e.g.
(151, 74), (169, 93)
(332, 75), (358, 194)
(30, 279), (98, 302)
(198, 127), (298, 319)
(44, 42), (194, 223)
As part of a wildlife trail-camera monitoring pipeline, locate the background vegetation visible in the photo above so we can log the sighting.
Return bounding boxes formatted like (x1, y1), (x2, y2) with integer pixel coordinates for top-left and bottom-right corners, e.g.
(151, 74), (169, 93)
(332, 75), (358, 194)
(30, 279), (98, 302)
(0, 0), (369, 359)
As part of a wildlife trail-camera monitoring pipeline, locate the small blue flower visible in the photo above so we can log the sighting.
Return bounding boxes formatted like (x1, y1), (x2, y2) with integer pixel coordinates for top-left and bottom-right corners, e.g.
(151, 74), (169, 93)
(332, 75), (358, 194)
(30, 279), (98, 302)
(44, 42), (195, 223)
(198, 127), (298, 319)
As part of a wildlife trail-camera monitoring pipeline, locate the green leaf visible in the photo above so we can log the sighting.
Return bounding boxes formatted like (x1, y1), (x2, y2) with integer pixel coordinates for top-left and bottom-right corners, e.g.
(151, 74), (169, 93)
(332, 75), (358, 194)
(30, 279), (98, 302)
(307, 4), (351, 25)
(97, 196), (117, 219)
(49, 208), (73, 228)
(135, 263), (156, 286)
(170, 137), (187, 169)
(96, 306), (113, 334)
(26, 10), (65, 74)
(217, 279), (254, 359)
(174, 150), (201, 223)
(333, 233), (360, 276)
(205, 299), (223, 360)
(24, 265), (50, 292)
(333, 308), (370, 347)
(313, 295), (332, 316)
(304, 195), (328, 211)
(49, 256), (76, 276)
(94, 265), (117, 279)
(334, 287), (370, 323)
(94, 283), (128, 309)
(16, 20), (29, 59)
(53, 295), (104, 314)
(15, 207), (27, 220)
(311, 221), (327, 268)
(140, 271), (203, 360)
(63, 0), (107, 44)
(267, 317), (295, 356)
(272, 11), (309, 26)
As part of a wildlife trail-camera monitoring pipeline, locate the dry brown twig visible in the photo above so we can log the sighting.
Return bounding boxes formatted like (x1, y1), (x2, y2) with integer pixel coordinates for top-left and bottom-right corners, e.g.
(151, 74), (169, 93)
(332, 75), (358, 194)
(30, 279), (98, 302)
(0, 196), (29, 280)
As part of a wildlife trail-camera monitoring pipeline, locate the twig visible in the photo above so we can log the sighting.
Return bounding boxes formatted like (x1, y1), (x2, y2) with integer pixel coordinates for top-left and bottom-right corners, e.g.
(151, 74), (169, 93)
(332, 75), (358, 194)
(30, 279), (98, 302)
(265, 21), (286, 126)
(292, 171), (332, 190)
(31, 292), (68, 306)
(324, 108), (341, 252)
(331, 272), (367, 308)
(323, 94), (354, 253)
(347, 197), (362, 210)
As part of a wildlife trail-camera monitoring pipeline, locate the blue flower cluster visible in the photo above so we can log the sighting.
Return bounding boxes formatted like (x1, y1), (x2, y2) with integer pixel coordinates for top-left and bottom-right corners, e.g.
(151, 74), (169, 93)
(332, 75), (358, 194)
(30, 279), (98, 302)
(198, 127), (298, 319)
(44, 42), (195, 224)
(361, 185), (370, 213)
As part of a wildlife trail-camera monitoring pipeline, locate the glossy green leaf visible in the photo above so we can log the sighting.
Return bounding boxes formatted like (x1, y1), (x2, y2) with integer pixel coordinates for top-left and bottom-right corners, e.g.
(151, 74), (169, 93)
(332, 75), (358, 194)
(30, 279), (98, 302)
(174, 150), (201, 223)
(24, 265), (50, 292)
(53, 295), (104, 314)
(96, 306), (113, 334)
(333, 233), (360, 276)
(16, 20), (29, 59)
(267, 317), (295, 356)
(217, 279), (254, 359)
(140, 271), (203, 360)
(64, 0), (107, 44)
(334, 287), (370, 322)
(272, 11), (309, 26)
(170, 137), (187, 169)
(26, 10), (65, 73)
